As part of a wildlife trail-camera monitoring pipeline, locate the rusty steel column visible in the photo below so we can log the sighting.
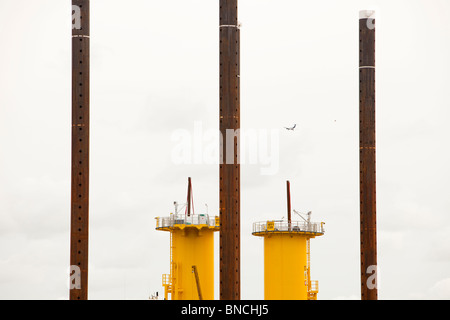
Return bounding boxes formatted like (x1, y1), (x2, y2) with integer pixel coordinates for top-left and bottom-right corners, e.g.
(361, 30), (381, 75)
(286, 181), (291, 226)
(187, 177), (192, 216)
(70, 0), (90, 300)
(219, 0), (241, 300)
(359, 10), (378, 300)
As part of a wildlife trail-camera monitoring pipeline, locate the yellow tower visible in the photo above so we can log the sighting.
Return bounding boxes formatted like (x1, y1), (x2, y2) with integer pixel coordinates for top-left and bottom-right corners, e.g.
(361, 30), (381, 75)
(252, 181), (325, 300)
(155, 178), (219, 300)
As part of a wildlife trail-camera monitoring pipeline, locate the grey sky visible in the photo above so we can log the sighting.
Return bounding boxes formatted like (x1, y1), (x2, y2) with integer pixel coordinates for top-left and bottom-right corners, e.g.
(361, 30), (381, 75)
(1, 0), (450, 300)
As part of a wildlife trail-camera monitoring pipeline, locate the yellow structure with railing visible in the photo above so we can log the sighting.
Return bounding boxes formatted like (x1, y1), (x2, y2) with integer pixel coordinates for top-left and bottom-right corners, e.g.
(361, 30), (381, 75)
(156, 213), (220, 300)
(252, 218), (325, 300)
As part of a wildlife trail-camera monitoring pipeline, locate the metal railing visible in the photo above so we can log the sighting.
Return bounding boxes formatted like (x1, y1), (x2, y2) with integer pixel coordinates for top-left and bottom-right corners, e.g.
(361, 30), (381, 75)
(252, 220), (325, 234)
(309, 280), (319, 293)
(156, 214), (218, 229)
(162, 274), (172, 286)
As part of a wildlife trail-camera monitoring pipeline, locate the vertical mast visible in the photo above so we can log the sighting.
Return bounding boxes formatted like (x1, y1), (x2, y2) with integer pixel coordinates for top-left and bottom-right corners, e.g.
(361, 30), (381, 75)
(187, 177), (192, 216)
(359, 10), (378, 300)
(70, 0), (90, 300)
(219, 0), (241, 300)
(286, 181), (291, 226)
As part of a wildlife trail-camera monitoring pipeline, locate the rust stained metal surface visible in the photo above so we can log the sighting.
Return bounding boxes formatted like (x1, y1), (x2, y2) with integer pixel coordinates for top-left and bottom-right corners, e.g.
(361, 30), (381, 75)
(70, 0), (90, 300)
(287, 181), (291, 225)
(187, 177), (192, 216)
(219, 0), (241, 300)
(359, 16), (378, 300)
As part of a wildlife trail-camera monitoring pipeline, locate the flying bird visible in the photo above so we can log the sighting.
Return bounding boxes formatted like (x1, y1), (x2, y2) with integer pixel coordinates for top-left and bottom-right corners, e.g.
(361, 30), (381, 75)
(284, 124), (296, 131)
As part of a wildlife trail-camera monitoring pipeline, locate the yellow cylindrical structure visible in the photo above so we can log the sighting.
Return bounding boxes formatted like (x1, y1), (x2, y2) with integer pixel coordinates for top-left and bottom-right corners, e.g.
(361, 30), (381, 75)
(264, 233), (308, 300)
(253, 220), (324, 300)
(156, 214), (219, 300)
(171, 226), (215, 300)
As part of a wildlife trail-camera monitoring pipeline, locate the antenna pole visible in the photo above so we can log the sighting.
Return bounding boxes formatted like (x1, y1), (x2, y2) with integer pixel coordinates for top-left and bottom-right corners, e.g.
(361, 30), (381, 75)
(187, 177), (192, 217)
(287, 181), (291, 228)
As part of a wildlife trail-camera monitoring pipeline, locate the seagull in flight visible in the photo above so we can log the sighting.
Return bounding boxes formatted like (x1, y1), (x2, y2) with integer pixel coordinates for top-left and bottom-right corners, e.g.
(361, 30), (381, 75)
(284, 124), (296, 131)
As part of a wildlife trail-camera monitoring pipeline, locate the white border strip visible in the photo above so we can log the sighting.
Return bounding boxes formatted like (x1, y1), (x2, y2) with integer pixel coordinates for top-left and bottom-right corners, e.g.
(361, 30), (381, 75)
(359, 10), (376, 20)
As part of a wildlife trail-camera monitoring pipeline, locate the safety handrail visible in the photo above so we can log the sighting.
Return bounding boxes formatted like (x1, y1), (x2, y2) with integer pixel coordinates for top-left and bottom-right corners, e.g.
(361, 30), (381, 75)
(252, 220), (325, 234)
(156, 214), (217, 229)
(309, 280), (319, 293)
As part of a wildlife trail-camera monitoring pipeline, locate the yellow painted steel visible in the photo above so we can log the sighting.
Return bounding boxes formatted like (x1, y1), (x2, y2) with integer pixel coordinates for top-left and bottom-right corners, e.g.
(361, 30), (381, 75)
(253, 220), (324, 300)
(264, 233), (309, 300)
(156, 215), (219, 300)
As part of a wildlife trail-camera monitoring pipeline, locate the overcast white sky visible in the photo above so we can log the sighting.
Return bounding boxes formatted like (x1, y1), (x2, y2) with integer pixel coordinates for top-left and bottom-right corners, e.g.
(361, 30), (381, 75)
(1, 0), (450, 300)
